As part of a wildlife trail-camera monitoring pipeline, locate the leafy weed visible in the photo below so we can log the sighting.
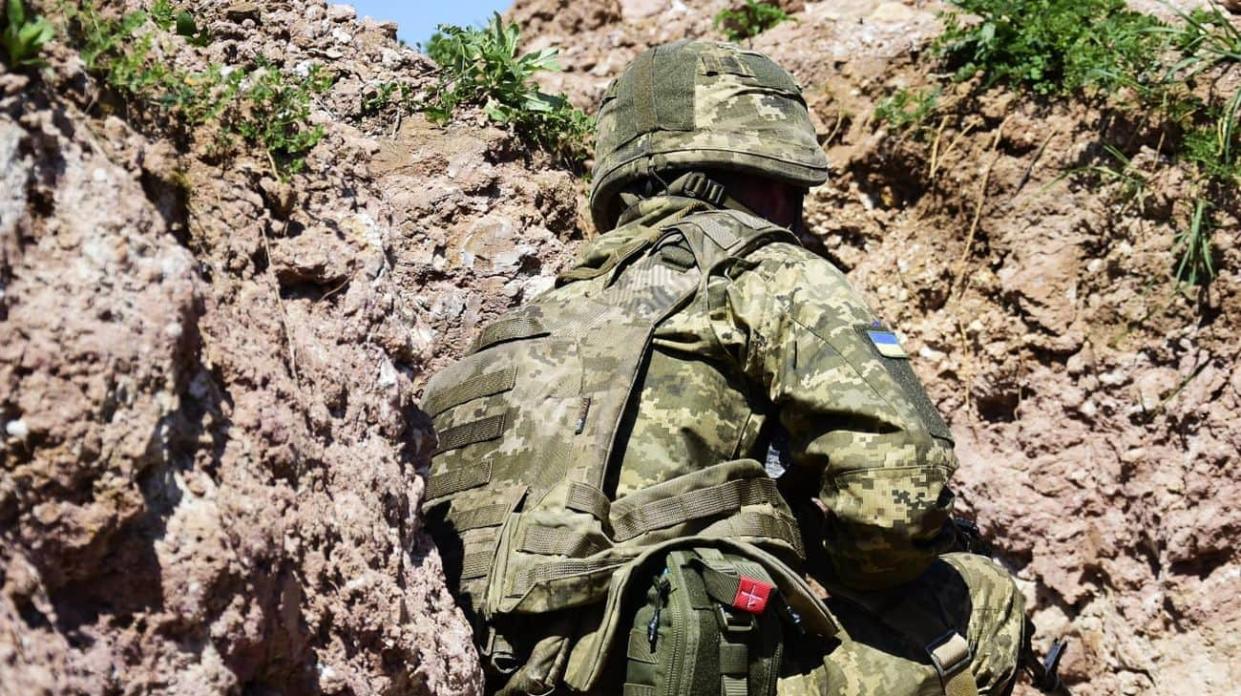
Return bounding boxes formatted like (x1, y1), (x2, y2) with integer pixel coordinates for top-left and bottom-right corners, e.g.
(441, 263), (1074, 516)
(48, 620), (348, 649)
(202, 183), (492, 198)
(424, 13), (593, 169)
(1, 0), (55, 69)
(63, 1), (331, 177)
(874, 87), (941, 135)
(714, 0), (789, 43)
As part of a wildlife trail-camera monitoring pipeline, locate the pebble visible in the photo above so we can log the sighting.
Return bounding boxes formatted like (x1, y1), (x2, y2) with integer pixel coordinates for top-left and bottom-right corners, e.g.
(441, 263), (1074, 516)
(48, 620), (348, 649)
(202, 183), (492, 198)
(327, 4), (357, 22)
(5, 418), (28, 439)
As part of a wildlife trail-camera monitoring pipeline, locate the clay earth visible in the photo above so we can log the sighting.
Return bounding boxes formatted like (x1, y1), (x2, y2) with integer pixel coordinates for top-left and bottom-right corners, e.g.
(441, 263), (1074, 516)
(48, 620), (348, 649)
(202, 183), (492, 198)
(1, 1), (1238, 695)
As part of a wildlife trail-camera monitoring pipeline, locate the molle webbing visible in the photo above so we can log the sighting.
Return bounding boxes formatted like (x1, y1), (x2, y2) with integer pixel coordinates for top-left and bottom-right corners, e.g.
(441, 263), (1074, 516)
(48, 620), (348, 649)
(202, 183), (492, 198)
(419, 209), (805, 623)
(473, 316), (548, 352)
(519, 526), (609, 557)
(426, 461), (493, 499)
(423, 368), (516, 418)
(610, 477), (783, 541)
(513, 558), (628, 596)
(433, 413), (506, 455)
(566, 482), (613, 521)
(447, 501), (510, 532)
(461, 551), (494, 581)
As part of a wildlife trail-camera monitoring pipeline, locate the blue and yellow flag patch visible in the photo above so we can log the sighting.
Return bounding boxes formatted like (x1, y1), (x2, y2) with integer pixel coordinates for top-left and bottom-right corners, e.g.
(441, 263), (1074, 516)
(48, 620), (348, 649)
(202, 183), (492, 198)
(866, 329), (908, 359)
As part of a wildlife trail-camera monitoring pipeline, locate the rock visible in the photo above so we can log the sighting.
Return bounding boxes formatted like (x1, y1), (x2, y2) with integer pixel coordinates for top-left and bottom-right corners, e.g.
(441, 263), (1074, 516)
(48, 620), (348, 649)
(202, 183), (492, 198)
(619, 0), (667, 20)
(326, 3), (357, 22)
(224, 2), (260, 22)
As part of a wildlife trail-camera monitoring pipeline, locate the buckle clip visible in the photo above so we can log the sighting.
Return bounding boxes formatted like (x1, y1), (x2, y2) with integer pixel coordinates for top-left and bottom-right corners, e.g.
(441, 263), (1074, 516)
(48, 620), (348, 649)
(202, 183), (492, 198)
(926, 630), (972, 682)
(715, 603), (755, 636)
(681, 172), (726, 206)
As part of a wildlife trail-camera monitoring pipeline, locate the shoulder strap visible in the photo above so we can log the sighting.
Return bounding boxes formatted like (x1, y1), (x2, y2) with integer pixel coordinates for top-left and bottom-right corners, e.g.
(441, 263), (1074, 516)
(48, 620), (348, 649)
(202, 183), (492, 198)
(673, 209), (799, 274)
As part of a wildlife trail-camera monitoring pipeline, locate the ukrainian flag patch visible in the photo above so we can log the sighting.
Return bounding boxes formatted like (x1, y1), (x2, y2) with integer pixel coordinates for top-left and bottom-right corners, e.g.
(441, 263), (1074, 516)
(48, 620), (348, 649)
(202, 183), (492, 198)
(866, 329), (908, 359)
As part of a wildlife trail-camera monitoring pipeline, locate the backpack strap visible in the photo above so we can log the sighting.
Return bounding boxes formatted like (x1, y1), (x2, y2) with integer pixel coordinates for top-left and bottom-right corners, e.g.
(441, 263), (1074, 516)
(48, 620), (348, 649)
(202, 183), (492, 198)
(674, 209), (799, 275)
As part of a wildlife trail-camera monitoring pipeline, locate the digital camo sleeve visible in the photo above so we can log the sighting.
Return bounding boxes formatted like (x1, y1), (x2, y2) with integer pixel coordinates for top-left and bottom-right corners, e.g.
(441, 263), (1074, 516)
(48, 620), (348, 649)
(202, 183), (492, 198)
(715, 243), (959, 590)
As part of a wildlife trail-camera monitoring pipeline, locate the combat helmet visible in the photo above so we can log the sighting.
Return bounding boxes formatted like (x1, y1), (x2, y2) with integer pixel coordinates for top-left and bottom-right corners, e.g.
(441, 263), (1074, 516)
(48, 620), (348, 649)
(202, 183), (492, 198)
(589, 40), (829, 232)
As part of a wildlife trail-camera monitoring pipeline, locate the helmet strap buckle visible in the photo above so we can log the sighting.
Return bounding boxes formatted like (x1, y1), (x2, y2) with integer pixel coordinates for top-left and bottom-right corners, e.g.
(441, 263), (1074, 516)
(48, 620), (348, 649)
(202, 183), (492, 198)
(670, 171), (727, 207)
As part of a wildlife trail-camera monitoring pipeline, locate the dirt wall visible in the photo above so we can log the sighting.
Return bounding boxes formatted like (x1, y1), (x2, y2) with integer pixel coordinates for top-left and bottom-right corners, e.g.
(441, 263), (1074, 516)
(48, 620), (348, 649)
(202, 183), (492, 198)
(511, 1), (1241, 694)
(1, 1), (582, 693)
(2, 0), (1238, 694)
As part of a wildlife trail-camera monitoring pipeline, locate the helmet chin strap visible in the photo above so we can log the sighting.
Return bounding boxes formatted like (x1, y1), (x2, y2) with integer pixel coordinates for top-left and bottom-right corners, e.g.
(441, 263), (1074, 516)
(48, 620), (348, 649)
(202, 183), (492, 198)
(616, 170), (760, 224)
(663, 171), (761, 218)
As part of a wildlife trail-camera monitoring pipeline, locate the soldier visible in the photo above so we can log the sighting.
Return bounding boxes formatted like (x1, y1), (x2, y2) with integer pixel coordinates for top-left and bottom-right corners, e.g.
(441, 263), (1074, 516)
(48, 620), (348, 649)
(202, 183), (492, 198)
(421, 41), (1057, 695)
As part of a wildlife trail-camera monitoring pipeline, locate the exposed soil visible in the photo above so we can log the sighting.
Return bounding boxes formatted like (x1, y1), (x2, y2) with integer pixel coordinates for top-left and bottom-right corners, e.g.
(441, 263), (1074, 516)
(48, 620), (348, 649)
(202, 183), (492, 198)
(1, 1), (580, 693)
(512, 1), (1241, 694)
(1, 0), (1238, 694)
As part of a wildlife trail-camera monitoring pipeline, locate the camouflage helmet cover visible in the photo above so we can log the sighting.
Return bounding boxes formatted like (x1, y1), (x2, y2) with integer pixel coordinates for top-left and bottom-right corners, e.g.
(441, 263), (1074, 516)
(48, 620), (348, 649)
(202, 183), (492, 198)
(589, 40), (829, 232)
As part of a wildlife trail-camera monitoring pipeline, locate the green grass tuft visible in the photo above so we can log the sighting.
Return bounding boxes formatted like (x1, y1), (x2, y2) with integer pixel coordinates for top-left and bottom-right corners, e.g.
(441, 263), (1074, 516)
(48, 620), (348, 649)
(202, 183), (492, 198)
(874, 87), (941, 135)
(927, 0), (1241, 288)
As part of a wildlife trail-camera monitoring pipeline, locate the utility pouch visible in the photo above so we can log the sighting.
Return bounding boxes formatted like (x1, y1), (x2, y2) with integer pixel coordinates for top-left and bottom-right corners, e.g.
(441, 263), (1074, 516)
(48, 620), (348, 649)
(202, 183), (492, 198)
(623, 548), (783, 696)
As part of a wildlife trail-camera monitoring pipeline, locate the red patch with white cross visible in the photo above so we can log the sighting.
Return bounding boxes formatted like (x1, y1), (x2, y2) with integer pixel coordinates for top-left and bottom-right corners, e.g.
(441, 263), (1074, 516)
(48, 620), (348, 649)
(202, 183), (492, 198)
(731, 576), (773, 614)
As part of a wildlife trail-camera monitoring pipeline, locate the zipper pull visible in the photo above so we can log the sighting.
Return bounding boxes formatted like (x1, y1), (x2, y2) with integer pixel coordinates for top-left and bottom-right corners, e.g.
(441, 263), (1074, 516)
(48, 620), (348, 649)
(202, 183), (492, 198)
(647, 570), (671, 651)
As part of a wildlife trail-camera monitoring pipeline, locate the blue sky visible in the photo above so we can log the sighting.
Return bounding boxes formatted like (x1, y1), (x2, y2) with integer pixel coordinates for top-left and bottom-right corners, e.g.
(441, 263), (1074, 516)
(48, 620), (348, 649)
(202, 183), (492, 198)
(347, 0), (512, 48)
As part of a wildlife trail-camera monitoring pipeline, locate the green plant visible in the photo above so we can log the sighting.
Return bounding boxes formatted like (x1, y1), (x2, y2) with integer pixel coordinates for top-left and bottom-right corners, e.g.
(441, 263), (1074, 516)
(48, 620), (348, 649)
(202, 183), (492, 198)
(1, 0), (54, 68)
(1169, 5), (1241, 78)
(230, 63), (334, 174)
(929, 0), (1241, 289)
(63, 1), (330, 177)
(424, 13), (593, 168)
(1174, 196), (1215, 286)
(714, 0), (789, 43)
(363, 80), (399, 114)
(874, 87), (941, 133)
(934, 0), (1165, 96)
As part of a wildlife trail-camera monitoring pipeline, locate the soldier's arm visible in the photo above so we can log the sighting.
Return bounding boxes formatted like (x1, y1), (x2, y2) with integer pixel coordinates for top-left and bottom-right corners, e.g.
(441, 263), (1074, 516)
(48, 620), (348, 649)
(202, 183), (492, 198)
(716, 243), (958, 590)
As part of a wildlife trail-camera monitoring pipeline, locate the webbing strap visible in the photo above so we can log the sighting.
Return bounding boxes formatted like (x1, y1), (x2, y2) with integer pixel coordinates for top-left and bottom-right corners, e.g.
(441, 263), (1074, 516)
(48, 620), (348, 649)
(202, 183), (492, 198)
(461, 550), (493, 580)
(719, 643), (749, 674)
(472, 317), (548, 353)
(446, 501), (508, 531)
(703, 511), (804, 558)
(929, 632), (978, 696)
(622, 685), (655, 696)
(434, 413), (505, 455)
(519, 526), (608, 557)
(425, 461), (493, 500)
(423, 367), (516, 418)
(512, 557), (626, 595)
(721, 675), (747, 696)
(566, 482), (611, 522)
(610, 478), (781, 541)
(697, 563), (742, 607)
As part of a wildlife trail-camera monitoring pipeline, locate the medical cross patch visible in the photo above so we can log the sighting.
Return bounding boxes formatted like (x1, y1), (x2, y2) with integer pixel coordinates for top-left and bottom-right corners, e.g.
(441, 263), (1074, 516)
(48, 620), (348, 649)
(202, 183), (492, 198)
(731, 575), (773, 614)
(866, 329), (908, 359)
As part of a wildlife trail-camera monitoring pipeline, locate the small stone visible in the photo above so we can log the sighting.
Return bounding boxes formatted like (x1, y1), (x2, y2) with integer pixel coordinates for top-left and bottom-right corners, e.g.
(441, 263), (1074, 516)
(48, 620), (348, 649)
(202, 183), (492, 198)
(870, 2), (916, 23)
(619, 0), (667, 20)
(5, 418), (28, 439)
(224, 2), (260, 22)
(327, 4), (357, 22)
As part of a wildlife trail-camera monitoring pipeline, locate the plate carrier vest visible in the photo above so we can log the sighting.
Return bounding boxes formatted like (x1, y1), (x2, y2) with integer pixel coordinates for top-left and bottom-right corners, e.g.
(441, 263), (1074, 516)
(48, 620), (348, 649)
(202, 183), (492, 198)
(421, 208), (807, 636)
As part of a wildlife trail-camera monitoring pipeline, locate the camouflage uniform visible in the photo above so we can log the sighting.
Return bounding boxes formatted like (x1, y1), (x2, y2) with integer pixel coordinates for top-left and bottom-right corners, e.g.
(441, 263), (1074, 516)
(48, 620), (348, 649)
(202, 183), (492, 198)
(421, 40), (1027, 695)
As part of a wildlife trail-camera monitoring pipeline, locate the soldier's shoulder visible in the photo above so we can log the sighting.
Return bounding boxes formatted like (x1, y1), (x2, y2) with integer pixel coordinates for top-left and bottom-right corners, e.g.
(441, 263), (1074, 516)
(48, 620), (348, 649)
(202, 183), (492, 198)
(745, 237), (849, 289)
